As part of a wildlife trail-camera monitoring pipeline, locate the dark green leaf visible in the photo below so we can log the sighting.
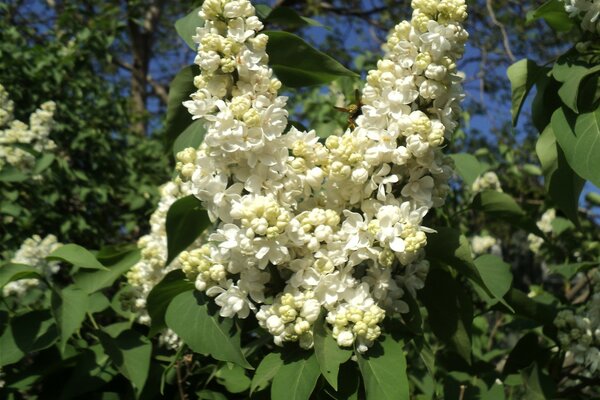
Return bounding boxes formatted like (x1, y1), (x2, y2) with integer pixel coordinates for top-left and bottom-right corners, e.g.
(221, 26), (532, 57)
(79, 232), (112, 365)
(175, 7), (203, 50)
(356, 335), (409, 400)
(165, 65), (200, 147)
(450, 153), (487, 186)
(0, 263), (43, 289)
(98, 329), (152, 394)
(47, 244), (108, 270)
(526, 0), (575, 31)
(265, 31), (358, 87)
(313, 314), (352, 390)
(251, 352), (283, 394)
(536, 125), (584, 224)
(503, 332), (542, 375)
(147, 269), (194, 337)
(172, 120), (206, 158)
(0, 166), (28, 182)
(197, 390), (228, 400)
(9, 310), (58, 359)
(166, 195), (210, 265)
(165, 290), (252, 369)
(216, 364), (251, 393)
(51, 285), (89, 353)
(73, 249), (140, 293)
(271, 351), (320, 400)
(547, 261), (598, 279)
(255, 4), (272, 20)
(32, 153), (55, 174)
(504, 289), (557, 326)
(473, 255), (513, 310)
(507, 59), (548, 126)
(551, 107), (600, 188)
(419, 269), (472, 363)
(555, 65), (600, 113)
(521, 363), (556, 399)
(266, 7), (325, 29)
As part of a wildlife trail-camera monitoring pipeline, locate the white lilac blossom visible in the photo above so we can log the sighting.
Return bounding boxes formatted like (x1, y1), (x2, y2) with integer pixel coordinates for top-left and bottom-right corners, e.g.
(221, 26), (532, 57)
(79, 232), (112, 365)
(0, 84), (57, 172)
(527, 208), (556, 254)
(2, 234), (62, 298)
(470, 234), (502, 257)
(173, 0), (468, 352)
(471, 171), (502, 193)
(555, 269), (600, 376)
(123, 180), (198, 349)
(563, 0), (600, 34)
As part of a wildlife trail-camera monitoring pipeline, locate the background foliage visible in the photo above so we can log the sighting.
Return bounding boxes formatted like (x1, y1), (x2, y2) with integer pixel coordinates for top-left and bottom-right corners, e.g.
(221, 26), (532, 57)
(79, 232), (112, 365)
(1, 0), (600, 399)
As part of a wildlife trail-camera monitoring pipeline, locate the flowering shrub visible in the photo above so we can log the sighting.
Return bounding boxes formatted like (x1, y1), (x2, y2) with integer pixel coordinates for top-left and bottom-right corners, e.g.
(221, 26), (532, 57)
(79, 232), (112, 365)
(1, 0), (600, 399)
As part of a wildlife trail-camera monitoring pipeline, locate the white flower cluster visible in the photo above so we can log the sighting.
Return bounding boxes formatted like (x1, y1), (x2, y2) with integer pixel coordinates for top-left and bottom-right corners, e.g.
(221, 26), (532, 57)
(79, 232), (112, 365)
(555, 269), (600, 375)
(527, 208), (556, 254)
(470, 234), (502, 257)
(471, 171), (502, 193)
(2, 234), (62, 298)
(175, 0), (467, 352)
(124, 181), (193, 325)
(0, 84), (57, 172)
(563, 0), (600, 34)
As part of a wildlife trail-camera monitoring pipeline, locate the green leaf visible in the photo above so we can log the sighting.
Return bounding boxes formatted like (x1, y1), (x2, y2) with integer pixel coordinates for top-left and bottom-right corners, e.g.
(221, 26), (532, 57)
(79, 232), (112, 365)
(521, 363), (556, 399)
(60, 346), (118, 399)
(507, 59), (548, 126)
(88, 292), (110, 314)
(175, 7), (203, 50)
(426, 228), (492, 299)
(419, 269), (472, 363)
(266, 7), (325, 29)
(271, 351), (320, 400)
(264, 31), (358, 87)
(356, 335), (409, 400)
(165, 65), (200, 147)
(73, 249), (140, 293)
(0, 322), (24, 366)
(172, 120), (206, 158)
(146, 269), (194, 337)
(473, 255), (513, 310)
(551, 217), (574, 235)
(166, 195), (210, 265)
(6, 310), (58, 364)
(449, 153), (487, 186)
(504, 289), (557, 326)
(536, 125), (584, 224)
(547, 261), (598, 279)
(255, 4), (272, 20)
(47, 244), (108, 270)
(32, 153), (55, 174)
(197, 390), (228, 400)
(51, 285), (89, 353)
(503, 332), (542, 375)
(556, 65), (600, 113)
(0, 263), (43, 289)
(251, 352), (283, 394)
(0, 165), (28, 182)
(472, 191), (543, 235)
(551, 107), (600, 189)
(526, 0), (575, 31)
(98, 329), (152, 394)
(313, 314), (352, 390)
(165, 290), (252, 369)
(216, 364), (251, 393)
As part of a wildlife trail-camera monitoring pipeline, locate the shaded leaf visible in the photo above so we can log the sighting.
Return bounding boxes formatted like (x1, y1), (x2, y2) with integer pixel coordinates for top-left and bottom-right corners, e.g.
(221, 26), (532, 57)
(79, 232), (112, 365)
(147, 269), (194, 337)
(473, 255), (513, 310)
(356, 335), (409, 400)
(419, 269), (473, 363)
(175, 7), (203, 50)
(536, 125), (584, 224)
(271, 351), (320, 400)
(251, 352), (283, 394)
(0, 263), (43, 289)
(73, 249), (140, 293)
(526, 0), (575, 31)
(172, 120), (206, 158)
(166, 195), (210, 265)
(313, 314), (352, 390)
(507, 59), (548, 126)
(165, 290), (252, 369)
(165, 65), (200, 147)
(47, 244), (108, 270)
(98, 329), (152, 394)
(265, 31), (358, 87)
(551, 107), (600, 188)
(51, 285), (89, 353)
